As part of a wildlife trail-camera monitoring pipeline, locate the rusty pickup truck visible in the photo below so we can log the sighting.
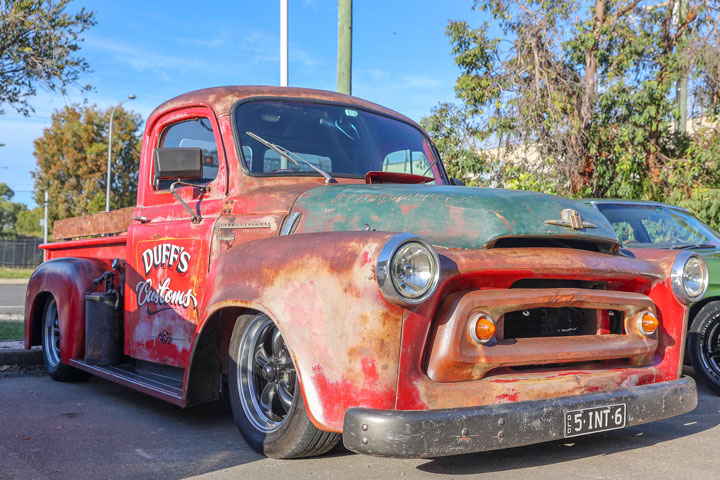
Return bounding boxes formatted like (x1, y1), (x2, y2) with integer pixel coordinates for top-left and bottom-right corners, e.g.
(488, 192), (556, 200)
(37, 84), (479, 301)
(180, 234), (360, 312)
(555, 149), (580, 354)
(25, 86), (702, 459)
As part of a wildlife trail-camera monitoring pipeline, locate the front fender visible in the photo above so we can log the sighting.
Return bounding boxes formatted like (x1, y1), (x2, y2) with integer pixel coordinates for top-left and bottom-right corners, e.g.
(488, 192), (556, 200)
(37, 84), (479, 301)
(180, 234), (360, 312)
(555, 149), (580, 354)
(25, 257), (111, 364)
(197, 231), (404, 431)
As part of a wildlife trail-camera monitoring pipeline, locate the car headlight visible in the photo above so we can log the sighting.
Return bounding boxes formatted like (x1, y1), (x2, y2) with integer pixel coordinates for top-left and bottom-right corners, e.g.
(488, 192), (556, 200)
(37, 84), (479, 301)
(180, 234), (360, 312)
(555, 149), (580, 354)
(377, 233), (440, 306)
(671, 252), (709, 304)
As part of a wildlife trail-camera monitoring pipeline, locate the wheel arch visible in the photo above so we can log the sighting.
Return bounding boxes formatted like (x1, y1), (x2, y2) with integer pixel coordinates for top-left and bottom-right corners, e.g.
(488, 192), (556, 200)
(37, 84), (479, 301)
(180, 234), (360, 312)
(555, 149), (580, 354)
(24, 257), (112, 363)
(187, 231), (406, 431)
(184, 304), (255, 407)
(689, 296), (720, 329)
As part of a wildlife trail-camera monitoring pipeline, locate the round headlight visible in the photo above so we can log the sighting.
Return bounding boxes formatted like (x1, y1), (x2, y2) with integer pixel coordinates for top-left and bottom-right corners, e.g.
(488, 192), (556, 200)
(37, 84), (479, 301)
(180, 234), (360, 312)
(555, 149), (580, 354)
(391, 242), (436, 299)
(671, 252), (709, 304)
(683, 256), (707, 298)
(377, 234), (440, 306)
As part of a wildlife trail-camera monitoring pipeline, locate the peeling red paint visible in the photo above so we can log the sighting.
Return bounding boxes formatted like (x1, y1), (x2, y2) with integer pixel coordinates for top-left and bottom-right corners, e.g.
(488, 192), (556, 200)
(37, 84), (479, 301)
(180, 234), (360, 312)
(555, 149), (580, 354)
(311, 363), (395, 430)
(495, 392), (519, 402)
(360, 251), (372, 267)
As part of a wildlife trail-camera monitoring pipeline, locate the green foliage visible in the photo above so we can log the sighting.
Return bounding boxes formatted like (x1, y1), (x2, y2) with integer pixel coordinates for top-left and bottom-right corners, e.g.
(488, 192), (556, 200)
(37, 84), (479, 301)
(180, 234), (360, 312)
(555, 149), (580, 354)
(0, 0), (96, 116)
(32, 104), (142, 224)
(15, 206), (43, 237)
(0, 182), (27, 235)
(422, 0), (720, 230)
(420, 102), (498, 185)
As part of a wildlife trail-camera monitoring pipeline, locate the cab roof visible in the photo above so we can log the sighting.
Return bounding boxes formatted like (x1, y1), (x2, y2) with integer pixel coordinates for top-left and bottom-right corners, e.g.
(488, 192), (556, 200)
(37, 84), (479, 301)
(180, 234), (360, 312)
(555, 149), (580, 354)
(148, 85), (419, 128)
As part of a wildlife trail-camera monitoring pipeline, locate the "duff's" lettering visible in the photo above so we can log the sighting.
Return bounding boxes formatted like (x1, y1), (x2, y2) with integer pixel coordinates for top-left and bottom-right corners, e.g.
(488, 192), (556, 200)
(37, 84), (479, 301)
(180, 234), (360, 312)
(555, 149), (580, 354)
(142, 244), (191, 276)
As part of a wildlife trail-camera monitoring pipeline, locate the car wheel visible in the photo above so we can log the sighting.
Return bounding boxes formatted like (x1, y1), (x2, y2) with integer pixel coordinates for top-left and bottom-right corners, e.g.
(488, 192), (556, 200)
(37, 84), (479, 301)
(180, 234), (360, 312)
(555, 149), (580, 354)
(688, 301), (720, 394)
(228, 313), (340, 458)
(41, 297), (88, 381)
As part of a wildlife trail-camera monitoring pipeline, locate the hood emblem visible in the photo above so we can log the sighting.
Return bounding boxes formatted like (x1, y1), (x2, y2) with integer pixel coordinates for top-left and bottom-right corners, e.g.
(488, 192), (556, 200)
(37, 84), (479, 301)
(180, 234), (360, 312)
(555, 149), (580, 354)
(545, 209), (596, 230)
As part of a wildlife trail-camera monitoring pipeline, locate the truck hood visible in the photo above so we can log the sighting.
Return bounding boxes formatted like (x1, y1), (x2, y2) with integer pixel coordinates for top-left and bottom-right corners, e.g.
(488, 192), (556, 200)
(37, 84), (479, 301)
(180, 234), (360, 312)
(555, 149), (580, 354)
(290, 184), (618, 250)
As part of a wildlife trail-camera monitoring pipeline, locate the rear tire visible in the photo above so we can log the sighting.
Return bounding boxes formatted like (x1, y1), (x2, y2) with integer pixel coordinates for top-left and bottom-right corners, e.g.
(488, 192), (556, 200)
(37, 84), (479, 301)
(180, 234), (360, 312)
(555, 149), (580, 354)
(688, 302), (720, 395)
(41, 297), (88, 382)
(228, 313), (340, 458)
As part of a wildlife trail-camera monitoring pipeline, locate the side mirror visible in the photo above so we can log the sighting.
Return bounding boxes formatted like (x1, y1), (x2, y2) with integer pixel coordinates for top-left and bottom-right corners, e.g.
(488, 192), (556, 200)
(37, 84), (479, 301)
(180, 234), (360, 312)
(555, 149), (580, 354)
(153, 148), (203, 186)
(450, 177), (466, 186)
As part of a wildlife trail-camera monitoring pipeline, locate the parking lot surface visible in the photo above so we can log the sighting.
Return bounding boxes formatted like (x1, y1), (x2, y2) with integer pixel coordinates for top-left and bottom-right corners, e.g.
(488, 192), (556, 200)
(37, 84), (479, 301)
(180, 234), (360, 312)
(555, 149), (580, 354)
(0, 367), (718, 480)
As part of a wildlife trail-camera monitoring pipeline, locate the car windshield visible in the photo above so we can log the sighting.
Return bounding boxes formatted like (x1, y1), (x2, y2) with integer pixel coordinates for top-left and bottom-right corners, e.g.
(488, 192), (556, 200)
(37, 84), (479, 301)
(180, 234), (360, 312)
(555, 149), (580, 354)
(596, 203), (720, 248)
(234, 100), (444, 183)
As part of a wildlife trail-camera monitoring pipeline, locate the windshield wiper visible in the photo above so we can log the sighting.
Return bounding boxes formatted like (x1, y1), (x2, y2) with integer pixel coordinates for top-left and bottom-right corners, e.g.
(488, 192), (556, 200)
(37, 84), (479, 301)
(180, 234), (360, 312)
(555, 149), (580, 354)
(669, 243), (717, 250)
(245, 131), (336, 184)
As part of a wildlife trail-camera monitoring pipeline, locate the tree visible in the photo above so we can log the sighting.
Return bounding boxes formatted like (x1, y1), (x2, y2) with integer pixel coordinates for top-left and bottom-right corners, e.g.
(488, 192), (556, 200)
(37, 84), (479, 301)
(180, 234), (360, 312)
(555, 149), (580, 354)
(32, 104), (142, 224)
(0, 0), (95, 116)
(15, 206), (42, 237)
(421, 102), (499, 185)
(424, 1), (720, 203)
(0, 182), (27, 235)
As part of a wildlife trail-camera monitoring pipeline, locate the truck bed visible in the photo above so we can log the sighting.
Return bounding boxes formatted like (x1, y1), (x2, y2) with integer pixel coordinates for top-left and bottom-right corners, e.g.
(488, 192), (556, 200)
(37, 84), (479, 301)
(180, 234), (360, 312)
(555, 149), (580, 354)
(43, 207), (133, 261)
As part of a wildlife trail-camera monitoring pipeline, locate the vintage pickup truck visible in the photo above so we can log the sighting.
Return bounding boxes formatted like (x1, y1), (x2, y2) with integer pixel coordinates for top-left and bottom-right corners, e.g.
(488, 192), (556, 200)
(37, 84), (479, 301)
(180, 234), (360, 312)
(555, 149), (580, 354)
(25, 86), (703, 459)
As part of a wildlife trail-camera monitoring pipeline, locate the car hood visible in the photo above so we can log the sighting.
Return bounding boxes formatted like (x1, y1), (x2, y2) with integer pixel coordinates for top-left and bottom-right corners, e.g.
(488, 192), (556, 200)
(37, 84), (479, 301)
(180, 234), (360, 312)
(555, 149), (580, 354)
(289, 184), (618, 250)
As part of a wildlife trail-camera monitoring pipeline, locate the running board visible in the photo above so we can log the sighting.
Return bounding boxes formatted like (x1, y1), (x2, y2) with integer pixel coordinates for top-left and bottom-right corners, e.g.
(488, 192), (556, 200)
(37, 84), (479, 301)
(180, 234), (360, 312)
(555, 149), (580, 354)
(69, 359), (184, 406)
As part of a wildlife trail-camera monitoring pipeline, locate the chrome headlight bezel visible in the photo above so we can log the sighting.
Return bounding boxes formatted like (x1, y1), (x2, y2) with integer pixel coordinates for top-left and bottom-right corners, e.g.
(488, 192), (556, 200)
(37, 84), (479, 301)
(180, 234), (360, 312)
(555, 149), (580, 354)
(376, 233), (440, 307)
(671, 252), (709, 305)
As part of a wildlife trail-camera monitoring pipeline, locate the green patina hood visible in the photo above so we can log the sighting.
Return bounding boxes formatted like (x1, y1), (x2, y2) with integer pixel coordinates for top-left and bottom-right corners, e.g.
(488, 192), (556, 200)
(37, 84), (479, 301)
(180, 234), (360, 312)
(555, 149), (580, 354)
(291, 184), (618, 250)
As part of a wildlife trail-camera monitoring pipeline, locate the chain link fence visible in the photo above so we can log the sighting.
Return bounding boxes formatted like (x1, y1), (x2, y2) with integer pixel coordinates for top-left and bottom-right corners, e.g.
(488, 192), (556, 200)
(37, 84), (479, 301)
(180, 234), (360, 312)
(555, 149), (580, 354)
(0, 237), (44, 268)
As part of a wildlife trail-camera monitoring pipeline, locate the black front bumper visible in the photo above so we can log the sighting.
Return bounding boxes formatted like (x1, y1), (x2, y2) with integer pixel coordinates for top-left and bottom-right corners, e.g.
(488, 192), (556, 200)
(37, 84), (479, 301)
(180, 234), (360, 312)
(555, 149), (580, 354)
(343, 376), (697, 458)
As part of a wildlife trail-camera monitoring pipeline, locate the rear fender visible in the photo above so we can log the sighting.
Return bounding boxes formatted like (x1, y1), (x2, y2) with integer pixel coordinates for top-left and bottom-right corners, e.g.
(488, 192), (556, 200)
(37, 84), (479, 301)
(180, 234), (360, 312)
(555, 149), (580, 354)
(194, 231), (404, 431)
(25, 257), (112, 364)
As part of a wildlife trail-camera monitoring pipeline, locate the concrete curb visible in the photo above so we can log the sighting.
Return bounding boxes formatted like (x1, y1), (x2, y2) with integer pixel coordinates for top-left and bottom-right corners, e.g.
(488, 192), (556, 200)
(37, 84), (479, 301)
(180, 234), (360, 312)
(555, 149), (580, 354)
(0, 340), (43, 367)
(0, 278), (30, 286)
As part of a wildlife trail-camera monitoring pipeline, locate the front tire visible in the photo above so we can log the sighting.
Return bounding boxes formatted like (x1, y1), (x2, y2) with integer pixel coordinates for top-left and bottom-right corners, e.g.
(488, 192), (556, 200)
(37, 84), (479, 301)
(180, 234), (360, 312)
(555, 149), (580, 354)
(228, 313), (339, 458)
(41, 297), (88, 381)
(688, 302), (720, 394)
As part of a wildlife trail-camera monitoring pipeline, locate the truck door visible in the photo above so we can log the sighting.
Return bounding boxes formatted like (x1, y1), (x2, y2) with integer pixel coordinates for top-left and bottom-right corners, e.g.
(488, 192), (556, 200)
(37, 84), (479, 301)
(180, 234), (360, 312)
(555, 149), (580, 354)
(125, 106), (227, 368)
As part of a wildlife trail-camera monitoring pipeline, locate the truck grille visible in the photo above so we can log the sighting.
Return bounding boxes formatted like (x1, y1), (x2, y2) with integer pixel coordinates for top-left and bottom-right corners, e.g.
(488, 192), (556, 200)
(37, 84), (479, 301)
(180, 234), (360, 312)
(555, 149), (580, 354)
(503, 307), (624, 339)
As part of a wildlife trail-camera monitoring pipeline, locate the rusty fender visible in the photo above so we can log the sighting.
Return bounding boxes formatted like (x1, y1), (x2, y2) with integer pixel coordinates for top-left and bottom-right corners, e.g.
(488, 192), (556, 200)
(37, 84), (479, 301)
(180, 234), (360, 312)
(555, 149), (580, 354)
(25, 257), (112, 363)
(197, 231), (404, 432)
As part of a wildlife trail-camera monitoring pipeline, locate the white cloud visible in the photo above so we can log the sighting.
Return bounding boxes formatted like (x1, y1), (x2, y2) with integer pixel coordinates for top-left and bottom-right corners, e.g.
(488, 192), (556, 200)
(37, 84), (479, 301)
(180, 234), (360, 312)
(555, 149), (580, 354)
(84, 35), (210, 73)
(176, 35), (229, 48)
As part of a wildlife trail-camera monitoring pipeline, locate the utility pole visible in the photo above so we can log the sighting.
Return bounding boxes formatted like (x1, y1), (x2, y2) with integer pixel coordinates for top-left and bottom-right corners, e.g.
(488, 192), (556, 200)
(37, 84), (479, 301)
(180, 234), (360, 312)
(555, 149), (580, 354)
(280, 0), (288, 87)
(43, 190), (48, 244)
(676, 0), (688, 134)
(337, 0), (352, 95)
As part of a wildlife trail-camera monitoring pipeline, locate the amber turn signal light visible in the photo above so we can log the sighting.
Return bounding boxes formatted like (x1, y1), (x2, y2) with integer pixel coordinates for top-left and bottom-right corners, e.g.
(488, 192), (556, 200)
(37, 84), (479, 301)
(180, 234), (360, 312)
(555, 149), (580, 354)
(637, 311), (659, 336)
(470, 313), (496, 344)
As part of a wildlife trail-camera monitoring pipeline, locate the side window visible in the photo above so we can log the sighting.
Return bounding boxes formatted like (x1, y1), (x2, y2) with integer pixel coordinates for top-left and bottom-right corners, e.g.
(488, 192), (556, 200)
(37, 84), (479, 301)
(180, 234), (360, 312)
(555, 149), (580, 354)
(156, 118), (219, 189)
(610, 221), (636, 244)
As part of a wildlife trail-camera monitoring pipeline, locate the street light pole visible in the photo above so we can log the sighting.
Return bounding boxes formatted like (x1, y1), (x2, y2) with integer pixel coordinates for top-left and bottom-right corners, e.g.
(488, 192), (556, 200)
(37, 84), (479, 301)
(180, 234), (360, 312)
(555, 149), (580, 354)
(280, 0), (288, 87)
(106, 94), (136, 212)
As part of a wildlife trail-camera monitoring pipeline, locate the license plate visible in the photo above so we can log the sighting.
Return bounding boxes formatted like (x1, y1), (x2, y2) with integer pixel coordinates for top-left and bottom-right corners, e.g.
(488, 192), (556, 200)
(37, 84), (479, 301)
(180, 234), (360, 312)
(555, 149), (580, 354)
(564, 403), (626, 438)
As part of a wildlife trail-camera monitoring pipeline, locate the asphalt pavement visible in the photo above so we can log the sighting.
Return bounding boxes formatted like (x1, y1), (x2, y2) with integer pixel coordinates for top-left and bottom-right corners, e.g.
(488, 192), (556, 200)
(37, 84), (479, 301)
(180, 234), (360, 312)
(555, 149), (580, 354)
(2, 283), (719, 479)
(0, 368), (718, 479)
(0, 283), (26, 320)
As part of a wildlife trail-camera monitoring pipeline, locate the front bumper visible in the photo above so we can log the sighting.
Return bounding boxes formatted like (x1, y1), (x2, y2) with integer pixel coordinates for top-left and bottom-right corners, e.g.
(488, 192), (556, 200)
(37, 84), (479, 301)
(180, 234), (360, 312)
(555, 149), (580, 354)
(343, 376), (696, 458)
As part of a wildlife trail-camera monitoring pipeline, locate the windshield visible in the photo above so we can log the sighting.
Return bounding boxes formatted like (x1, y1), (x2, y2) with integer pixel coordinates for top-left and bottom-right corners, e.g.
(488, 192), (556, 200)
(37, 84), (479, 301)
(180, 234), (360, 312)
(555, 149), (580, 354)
(596, 203), (720, 248)
(234, 100), (445, 183)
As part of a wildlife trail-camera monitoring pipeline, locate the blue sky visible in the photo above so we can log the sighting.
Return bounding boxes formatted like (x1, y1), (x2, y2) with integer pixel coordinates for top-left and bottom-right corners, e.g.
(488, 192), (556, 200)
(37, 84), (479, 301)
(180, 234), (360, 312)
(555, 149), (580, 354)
(0, 0), (481, 207)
